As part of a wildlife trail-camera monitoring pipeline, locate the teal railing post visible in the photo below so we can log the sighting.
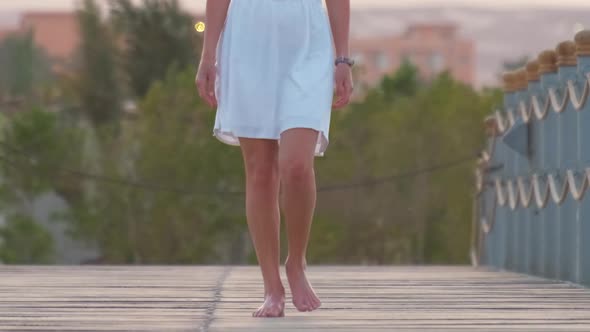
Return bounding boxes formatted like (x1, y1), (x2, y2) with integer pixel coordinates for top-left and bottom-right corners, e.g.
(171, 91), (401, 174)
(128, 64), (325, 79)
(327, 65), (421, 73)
(513, 69), (531, 274)
(525, 60), (544, 276)
(555, 41), (578, 282)
(538, 50), (560, 279)
(575, 31), (590, 285)
(503, 77), (519, 271)
(476, 30), (590, 287)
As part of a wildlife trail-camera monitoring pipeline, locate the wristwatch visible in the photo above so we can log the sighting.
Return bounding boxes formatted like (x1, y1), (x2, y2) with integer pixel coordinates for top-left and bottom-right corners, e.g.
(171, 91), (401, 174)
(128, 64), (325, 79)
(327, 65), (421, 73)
(335, 56), (355, 67)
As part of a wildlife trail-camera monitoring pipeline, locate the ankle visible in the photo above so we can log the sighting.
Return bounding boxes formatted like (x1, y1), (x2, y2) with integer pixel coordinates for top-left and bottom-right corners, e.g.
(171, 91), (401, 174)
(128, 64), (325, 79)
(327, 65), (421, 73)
(264, 284), (285, 297)
(285, 256), (306, 270)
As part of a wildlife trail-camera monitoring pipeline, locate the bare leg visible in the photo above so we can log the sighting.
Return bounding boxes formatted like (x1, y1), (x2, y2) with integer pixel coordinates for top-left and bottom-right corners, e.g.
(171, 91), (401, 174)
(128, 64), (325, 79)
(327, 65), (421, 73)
(239, 138), (285, 318)
(279, 128), (321, 312)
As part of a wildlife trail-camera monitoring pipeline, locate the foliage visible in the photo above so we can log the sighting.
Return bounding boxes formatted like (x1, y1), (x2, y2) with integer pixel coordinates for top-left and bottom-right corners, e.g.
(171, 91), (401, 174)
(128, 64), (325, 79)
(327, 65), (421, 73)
(0, 108), (85, 201)
(109, 0), (202, 97)
(0, 108), (84, 264)
(61, 67), (245, 264)
(0, 214), (54, 264)
(379, 60), (420, 102)
(0, 31), (53, 99)
(314, 72), (499, 264)
(74, 0), (122, 127)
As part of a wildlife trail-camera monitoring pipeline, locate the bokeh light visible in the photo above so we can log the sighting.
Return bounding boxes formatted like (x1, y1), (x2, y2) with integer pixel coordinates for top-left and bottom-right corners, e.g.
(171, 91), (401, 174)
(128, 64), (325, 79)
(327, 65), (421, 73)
(195, 22), (206, 32)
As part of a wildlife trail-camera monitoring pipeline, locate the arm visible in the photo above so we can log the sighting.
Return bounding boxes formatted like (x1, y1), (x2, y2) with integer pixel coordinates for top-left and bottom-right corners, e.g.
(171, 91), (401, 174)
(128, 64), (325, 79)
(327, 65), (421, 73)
(325, 0), (353, 108)
(201, 0), (230, 63)
(325, 0), (350, 58)
(196, 0), (230, 107)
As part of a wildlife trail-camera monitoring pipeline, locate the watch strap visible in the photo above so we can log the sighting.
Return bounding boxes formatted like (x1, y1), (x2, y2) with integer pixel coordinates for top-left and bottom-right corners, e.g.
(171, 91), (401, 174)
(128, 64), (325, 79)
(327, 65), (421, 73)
(335, 56), (355, 67)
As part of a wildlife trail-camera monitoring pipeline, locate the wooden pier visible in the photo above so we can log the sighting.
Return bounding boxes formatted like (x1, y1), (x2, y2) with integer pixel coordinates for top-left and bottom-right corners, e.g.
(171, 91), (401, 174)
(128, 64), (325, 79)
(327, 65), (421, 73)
(1, 266), (590, 331)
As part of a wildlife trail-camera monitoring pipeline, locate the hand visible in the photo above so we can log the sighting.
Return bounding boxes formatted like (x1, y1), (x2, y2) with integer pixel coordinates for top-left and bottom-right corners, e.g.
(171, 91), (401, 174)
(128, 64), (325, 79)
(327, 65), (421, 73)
(196, 58), (218, 108)
(333, 63), (353, 109)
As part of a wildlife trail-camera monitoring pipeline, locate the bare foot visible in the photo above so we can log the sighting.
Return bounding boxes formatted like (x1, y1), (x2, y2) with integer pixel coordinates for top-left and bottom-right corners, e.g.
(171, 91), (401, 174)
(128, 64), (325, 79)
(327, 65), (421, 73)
(252, 291), (285, 318)
(285, 259), (321, 312)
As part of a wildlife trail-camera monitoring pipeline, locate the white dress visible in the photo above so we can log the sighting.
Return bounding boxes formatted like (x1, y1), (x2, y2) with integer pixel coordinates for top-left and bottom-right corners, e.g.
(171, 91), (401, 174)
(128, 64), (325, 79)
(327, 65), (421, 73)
(213, 0), (335, 157)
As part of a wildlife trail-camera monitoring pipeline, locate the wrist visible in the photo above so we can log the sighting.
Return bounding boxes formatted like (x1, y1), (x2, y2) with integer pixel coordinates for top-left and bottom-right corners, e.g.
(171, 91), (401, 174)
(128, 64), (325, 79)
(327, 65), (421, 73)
(201, 49), (217, 63)
(335, 56), (354, 67)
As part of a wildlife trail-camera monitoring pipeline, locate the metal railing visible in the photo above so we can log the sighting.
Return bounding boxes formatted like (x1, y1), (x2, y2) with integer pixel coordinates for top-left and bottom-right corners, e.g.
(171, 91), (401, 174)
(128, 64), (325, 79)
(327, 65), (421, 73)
(472, 30), (590, 287)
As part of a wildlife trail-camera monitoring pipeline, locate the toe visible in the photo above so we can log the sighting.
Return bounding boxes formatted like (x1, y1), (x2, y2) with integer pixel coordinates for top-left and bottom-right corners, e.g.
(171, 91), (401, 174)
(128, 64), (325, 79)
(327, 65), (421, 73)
(304, 297), (313, 311)
(306, 297), (319, 311)
(255, 306), (267, 318)
(312, 297), (321, 308)
(302, 300), (312, 312)
(294, 301), (304, 312)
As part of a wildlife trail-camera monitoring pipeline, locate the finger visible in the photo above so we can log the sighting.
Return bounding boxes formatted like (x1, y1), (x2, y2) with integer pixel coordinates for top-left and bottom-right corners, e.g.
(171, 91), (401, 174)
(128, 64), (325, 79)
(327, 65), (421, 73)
(198, 77), (213, 107)
(333, 98), (345, 109)
(206, 71), (218, 108)
(343, 78), (353, 95)
(339, 81), (353, 107)
(335, 78), (345, 98)
(340, 96), (350, 108)
(332, 96), (343, 108)
(333, 80), (345, 107)
(206, 72), (216, 96)
(205, 93), (215, 108)
(207, 75), (217, 107)
(335, 92), (351, 108)
(336, 98), (348, 108)
(198, 83), (213, 107)
(197, 79), (207, 100)
(200, 86), (214, 107)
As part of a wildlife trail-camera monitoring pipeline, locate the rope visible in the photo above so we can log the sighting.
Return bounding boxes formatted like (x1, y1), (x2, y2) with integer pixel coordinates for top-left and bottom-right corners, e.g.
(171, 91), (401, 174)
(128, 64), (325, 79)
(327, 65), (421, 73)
(548, 86), (570, 114)
(479, 136), (498, 165)
(517, 176), (534, 208)
(0, 141), (477, 196)
(493, 74), (590, 134)
(472, 73), (590, 261)
(568, 78), (590, 110)
(492, 168), (590, 210)
(472, 168), (588, 262)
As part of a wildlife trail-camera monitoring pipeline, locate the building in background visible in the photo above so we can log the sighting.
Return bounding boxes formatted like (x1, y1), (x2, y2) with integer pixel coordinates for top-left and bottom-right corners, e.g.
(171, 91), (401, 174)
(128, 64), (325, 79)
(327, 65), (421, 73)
(0, 28), (17, 41)
(351, 23), (475, 87)
(1, 13), (474, 88)
(19, 12), (80, 61)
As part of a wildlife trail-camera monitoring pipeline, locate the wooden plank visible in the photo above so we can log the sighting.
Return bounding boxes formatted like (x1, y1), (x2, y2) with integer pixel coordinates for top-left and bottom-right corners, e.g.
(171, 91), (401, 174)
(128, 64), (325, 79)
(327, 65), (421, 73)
(0, 266), (589, 331)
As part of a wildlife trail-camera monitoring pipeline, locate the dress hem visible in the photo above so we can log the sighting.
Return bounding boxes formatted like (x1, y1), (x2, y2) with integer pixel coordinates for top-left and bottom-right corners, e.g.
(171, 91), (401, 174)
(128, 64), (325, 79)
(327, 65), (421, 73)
(213, 126), (328, 157)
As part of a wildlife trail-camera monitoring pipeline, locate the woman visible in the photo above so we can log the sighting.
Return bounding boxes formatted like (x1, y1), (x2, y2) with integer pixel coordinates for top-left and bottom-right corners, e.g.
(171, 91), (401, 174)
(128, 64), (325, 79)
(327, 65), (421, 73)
(196, 0), (353, 318)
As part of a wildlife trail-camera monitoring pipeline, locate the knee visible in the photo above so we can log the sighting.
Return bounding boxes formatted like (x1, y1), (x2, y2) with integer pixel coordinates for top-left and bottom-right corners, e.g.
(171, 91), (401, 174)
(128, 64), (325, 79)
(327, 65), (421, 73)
(245, 158), (278, 189)
(279, 157), (313, 184)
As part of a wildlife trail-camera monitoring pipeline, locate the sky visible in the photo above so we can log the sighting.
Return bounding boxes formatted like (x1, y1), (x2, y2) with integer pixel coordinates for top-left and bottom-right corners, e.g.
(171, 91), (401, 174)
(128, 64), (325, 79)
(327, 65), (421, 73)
(2, 0), (590, 11)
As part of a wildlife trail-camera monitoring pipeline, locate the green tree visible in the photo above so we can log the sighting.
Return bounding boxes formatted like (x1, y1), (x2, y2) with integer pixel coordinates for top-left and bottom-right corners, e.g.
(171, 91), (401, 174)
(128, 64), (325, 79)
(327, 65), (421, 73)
(0, 214), (54, 264)
(0, 108), (85, 200)
(379, 60), (420, 103)
(109, 0), (203, 97)
(314, 69), (500, 264)
(0, 31), (53, 100)
(62, 67), (245, 264)
(75, 0), (122, 127)
(0, 108), (85, 264)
